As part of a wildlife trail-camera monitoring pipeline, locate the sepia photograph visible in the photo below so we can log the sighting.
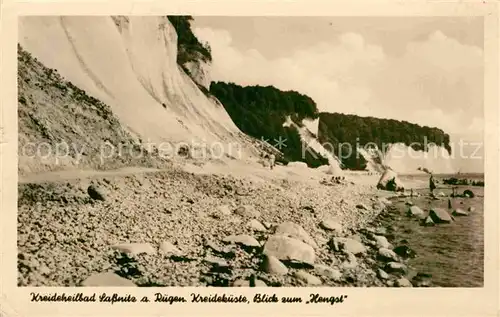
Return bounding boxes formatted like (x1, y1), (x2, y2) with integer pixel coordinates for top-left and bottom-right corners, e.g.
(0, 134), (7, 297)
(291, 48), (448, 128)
(16, 14), (486, 290)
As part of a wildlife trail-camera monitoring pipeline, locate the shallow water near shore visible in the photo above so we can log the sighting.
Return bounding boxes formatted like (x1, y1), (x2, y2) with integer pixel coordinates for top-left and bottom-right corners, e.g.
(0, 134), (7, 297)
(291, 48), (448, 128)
(382, 175), (484, 287)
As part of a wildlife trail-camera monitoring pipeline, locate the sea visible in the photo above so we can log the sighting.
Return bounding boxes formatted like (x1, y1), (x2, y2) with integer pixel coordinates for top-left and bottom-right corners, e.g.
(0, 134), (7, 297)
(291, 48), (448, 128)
(386, 173), (484, 287)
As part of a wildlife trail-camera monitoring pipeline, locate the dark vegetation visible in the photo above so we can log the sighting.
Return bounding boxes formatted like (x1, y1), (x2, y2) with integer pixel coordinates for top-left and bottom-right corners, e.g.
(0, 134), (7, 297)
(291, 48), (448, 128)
(210, 81), (453, 170)
(443, 177), (485, 187)
(318, 113), (452, 170)
(209, 82), (328, 167)
(167, 16), (212, 65)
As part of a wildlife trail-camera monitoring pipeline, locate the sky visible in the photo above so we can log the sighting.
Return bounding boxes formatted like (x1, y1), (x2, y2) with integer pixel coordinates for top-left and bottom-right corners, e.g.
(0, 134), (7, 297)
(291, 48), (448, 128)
(192, 17), (484, 172)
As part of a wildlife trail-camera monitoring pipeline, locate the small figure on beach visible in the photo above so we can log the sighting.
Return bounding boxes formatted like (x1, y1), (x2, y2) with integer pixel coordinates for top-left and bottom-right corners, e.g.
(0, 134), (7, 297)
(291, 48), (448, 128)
(268, 154), (276, 170)
(429, 174), (436, 196)
(260, 152), (275, 170)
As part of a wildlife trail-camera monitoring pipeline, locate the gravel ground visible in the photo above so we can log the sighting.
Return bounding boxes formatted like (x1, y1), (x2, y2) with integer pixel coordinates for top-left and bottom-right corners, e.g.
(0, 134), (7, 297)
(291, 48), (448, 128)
(18, 166), (407, 287)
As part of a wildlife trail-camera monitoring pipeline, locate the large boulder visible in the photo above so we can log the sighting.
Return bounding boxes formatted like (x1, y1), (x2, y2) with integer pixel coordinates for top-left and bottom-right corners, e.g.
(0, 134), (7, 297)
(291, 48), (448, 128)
(159, 241), (182, 256)
(263, 235), (315, 266)
(385, 262), (408, 274)
(274, 222), (317, 248)
(377, 248), (398, 262)
(376, 169), (404, 192)
(293, 271), (322, 286)
(247, 219), (267, 232)
(87, 185), (106, 201)
(372, 235), (391, 249)
(452, 208), (469, 217)
(393, 245), (416, 259)
(260, 254), (288, 275)
(463, 189), (475, 198)
(223, 234), (260, 248)
(407, 206), (425, 219)
(330, 237), (367, 255)
(319, 218), (343, 235)
(429, 208), (453, 223)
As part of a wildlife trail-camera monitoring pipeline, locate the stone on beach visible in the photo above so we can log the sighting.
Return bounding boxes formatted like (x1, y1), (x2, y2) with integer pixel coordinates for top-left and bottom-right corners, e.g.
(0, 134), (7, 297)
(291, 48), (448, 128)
(385, 262), (407, 274)
(341, 252), (358, 270)
(377, 269), (389, 280)
(223, 234), (260, 248)
(407, 206), (425, 219)
(376, 169), (404, 192)
(247, 219), (267, 232)
(356, 203), (368, 210)
(429, 208), (453, 223)
(422, 216), (435, 226)
(262, 222), (273, 229)
(87, 185), (106, 201)
(260, 254), (288, 275)
(393, 245), (416, 259)
(374, 227), (387, 235)
(274, 222), (317, 248)
(232, 279), (249, 287)
(111, 243), (156, 256)
(452, 208), (469, 217)
(378, 197), (392, 206)
(215, 204), (232, 217)
(159, 241), (182, 256)
(253, 279), (267, 287)
(395, 277), (413, 287)
(319, 218), (343, 234)
(378, 248), (398, 262)
(373, 235), (391, 249)
(314, 264), (342, 281)
(81, 272), (136, 286)
(263, 235), (315, 266)
(463, 189), (475, 198)
(234, 205), (260, 218)
(293, 271), (322, 285)
(468, 206), (476, 212)
(330, 237), (367, 255)
(204, 255), (229, 267)
(372, 201), (386, 212)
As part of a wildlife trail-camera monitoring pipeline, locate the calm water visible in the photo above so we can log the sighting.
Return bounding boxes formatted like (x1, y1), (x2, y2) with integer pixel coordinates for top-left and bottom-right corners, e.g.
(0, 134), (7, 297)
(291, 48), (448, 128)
(386, 175), (484, 287)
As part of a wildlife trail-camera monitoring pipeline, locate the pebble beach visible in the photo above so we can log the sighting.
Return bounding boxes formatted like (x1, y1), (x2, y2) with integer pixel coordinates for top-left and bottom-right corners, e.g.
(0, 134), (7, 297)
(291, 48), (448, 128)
(17, 161), (484, 288)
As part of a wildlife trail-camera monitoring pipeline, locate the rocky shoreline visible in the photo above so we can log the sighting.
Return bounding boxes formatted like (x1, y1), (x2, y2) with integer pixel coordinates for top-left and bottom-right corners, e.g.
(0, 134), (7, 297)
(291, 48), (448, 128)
(360, 184), (483, 288)
(18, 167), (463, 288)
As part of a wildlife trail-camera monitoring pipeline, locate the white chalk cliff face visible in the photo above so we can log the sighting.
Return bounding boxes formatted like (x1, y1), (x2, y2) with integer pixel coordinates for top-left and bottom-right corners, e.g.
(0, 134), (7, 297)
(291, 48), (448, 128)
(299, 117), (455, 175)
(382, 143), (456, 175)
(282, 116), (343, 174)
(19, 16), (251, 158)
(358, 143), (456, 175)
(183, 60), (212, 90)
(357, 147), (386, 173)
